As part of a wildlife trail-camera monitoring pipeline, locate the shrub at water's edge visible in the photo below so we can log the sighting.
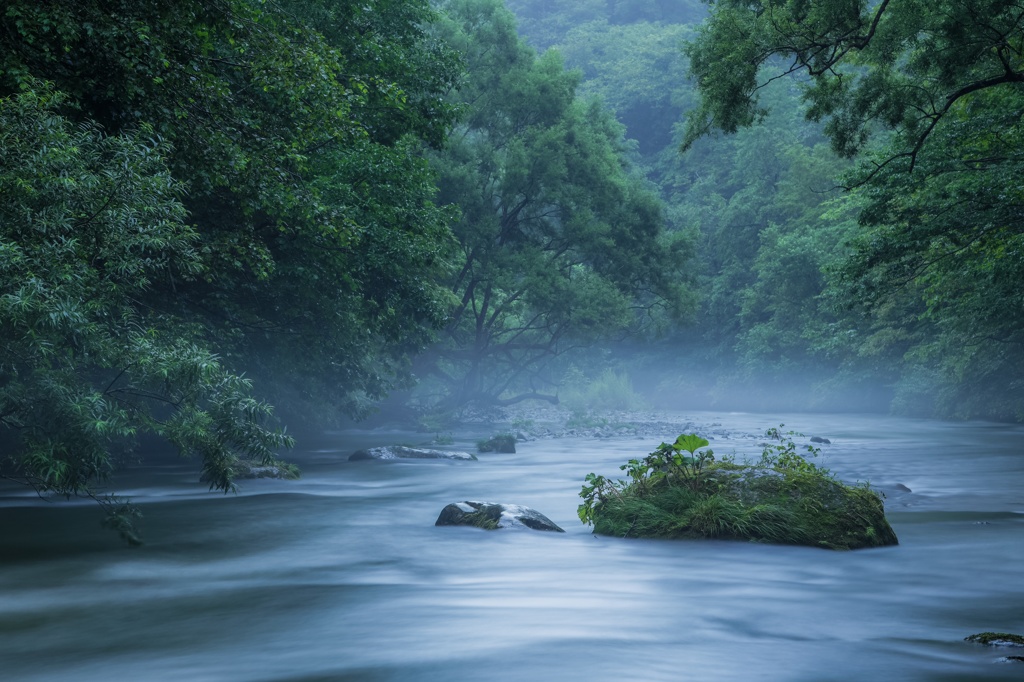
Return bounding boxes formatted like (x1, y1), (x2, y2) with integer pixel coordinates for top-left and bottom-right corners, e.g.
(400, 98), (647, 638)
(578, 428), (898, 550)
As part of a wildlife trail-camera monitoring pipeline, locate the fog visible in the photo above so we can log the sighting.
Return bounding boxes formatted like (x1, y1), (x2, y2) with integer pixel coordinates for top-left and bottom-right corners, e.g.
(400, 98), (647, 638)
(3, 1), (1023, 681)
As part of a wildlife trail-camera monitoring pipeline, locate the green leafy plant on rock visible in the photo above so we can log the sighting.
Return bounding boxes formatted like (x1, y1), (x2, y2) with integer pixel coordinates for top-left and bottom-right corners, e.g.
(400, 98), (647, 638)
(758, 425), (825, 473)
(578, 428), (898, 550)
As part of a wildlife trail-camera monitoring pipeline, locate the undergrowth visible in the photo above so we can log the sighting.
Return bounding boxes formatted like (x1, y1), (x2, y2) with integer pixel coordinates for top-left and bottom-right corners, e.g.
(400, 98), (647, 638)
(579, 426), (897, 550)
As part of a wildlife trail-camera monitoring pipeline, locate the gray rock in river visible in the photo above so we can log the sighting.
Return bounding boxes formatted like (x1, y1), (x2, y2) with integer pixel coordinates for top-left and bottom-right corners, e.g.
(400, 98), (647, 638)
(810, 436), (831, 444)
(349, 446), (477, 461)
(435, 501), (565, 532)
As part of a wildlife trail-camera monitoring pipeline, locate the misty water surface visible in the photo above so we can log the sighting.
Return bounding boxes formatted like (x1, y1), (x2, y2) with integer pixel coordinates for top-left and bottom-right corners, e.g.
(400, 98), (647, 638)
(1, 412), (1022, 681)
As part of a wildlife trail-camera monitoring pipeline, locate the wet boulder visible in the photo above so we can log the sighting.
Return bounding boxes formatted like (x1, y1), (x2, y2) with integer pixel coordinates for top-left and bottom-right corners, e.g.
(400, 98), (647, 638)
(809, 436), (831, 444)
(966, 633), (1024, 663)
(477, 433), (516, 453)
(965, 632), (1024, 647)
(435, 501), (565, 532)
(349, 446), (477, 461)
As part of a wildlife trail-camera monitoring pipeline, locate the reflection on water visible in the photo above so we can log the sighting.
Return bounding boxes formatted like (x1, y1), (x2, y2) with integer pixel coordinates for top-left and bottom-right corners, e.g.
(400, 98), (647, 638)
(1, 413), (1023, 681)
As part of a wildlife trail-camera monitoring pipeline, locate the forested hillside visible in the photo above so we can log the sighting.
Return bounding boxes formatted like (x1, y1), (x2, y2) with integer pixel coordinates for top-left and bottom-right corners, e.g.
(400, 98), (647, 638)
(505, 0), (1024, 421)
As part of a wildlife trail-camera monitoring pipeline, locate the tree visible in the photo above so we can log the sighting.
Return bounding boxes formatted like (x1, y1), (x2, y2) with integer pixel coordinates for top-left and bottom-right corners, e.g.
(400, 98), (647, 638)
(832, 86), (1024, 418)
(657, 77), (848, 363)
(0, 0), (461, 423)
(684, 0), (1024, 419)
(419, 0), (695, 409)
(0, 0), (466, 539)
(683, 0), (1024, 162)
(0, 87), (290, 543)
(503, 0), (607, 50)
(558, 20), (694, 156)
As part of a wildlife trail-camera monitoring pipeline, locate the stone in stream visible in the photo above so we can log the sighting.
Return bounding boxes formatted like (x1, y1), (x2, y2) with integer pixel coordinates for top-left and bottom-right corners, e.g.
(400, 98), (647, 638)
(965, 633), (1024, 663)
(435, 501), (565, 532)
(477, 433), (516, 453)
(588, 464), (899, 550)
(965, 632), (1024, 648)
(809, 436), (832, 444)
(349, 446), (477, 461)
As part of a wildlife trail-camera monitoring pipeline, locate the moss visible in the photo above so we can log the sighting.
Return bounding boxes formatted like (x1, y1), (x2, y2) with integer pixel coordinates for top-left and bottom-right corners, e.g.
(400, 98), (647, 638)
(477, 433), (516, 453)
(965, 632), (1024, 647)
(589, 464), (898, 550)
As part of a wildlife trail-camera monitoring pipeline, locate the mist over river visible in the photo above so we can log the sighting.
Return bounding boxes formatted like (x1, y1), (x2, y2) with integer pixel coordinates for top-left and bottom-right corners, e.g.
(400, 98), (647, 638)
(2, 412), (1023, 681)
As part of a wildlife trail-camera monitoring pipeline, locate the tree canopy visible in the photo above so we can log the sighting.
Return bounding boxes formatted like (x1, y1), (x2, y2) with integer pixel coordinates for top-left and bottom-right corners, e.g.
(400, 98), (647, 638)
(682, 0), (1024, 418)
(1, 0), (461, 420)
(418, 0), (695, 409)
(0, 0), (462, 536)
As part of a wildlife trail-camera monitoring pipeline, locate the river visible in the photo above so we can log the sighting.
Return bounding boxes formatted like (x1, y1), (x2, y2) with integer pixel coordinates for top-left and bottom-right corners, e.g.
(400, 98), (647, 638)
(1, 412), (1022, 681)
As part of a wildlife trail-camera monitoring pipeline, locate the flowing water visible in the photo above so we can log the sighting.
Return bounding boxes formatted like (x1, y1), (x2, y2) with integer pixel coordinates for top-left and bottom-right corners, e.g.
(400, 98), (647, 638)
(1, 412), (1023, 681)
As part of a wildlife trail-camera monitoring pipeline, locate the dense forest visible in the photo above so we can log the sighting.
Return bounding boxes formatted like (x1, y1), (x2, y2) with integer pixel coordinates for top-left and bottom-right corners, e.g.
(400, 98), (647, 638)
(3, 0), (1024, 532)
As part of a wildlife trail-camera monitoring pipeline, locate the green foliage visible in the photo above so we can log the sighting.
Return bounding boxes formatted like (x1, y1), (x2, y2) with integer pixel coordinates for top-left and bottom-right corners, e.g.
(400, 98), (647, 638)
(558, 21), (694, 155)
(829, 85), (1024, 419)
(684, 0), (1024, 162)
(502, 0), (607, 51)
(0, 0), (461, 424)
(420, 0), (695, 409)
(506, 0), (706, 50)
(577, 472), (618, 526)
(682, 0), (1024, 420)
(416, 410), (455, 434)
(674, 434), (710, 455)
(964, 633), (1024, 647)
(578, 432), (715, 525)
(757, 425), (826, 474)
(0, 86), (292, 542)
(560, 367), (648, 414)
(565, 413), (611, 430)
(477, 433), (517, 453)
(579, 427), (895, 549)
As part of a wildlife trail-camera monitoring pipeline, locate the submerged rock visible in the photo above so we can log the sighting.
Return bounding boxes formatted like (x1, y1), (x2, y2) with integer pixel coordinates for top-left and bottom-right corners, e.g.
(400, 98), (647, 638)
(349, 446), (477, 461)
(435, 501), (564, 532)
(809, 436), (831, 444)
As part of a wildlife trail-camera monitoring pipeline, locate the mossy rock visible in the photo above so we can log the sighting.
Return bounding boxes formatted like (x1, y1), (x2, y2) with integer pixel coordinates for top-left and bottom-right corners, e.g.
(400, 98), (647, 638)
(435, 501), (564, 532)
(477, 434), (516, 453)
(590, 465), (898, 550)
(965, 632), (1024, 647)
